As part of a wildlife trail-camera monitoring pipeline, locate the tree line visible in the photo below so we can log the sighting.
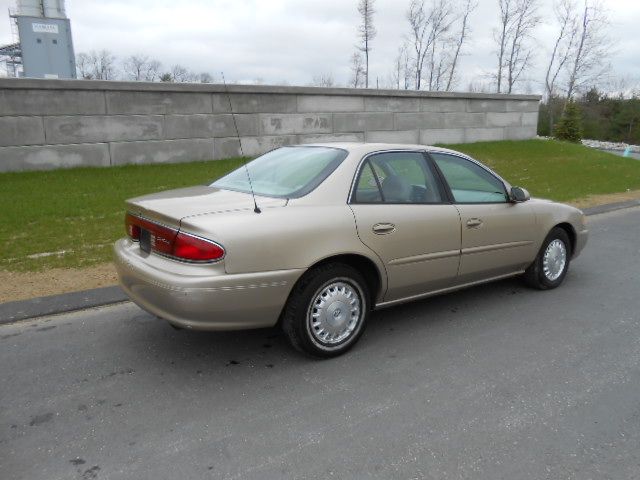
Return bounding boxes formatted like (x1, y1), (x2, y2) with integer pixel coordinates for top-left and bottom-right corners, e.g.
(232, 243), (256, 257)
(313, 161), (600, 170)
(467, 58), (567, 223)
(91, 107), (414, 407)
(343, 0), (612, 97)
(74, 0), (614, 101)
(75, 51), (215, 83)
(539, 88), (640, 144)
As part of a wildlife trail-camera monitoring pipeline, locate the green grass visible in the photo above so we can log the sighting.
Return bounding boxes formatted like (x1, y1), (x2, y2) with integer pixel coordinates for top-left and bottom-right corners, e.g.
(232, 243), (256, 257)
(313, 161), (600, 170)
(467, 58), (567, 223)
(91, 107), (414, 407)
(440, 139), (640, 202)
(2, 139), (640, 273)
(0, 158), (245, 272)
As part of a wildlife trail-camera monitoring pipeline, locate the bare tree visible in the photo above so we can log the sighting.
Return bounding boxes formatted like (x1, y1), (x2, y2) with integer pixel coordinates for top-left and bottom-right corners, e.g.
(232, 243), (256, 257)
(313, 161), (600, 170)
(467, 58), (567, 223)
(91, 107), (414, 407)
(564, 0), (610, 100)
(124, 56), (162, 82)
(350, 52), (365, 88)
(145, 60), (162, 82)
(407, 0), (458, 91)
(494, 0), (541, 93)
(467, 80), (492, 93)
(123, 54), (151, 81)
(391, 46), (404, 89)
(198, 72), (214, 83)
(429, 39), (452, 91)
(88, 49), (117, 80)
(605, 75), (640, 98)
(445, 0), (477, 91)
(171, 65), (188, 82)
(540, 0), (610, 133)
(170, 64), (197, 83)
(75, 53), (93, 79)
(544, 0), (579, 101)
(407, 0), (427, 90)
(543, 0), (579, 133)
(312, 73), (335, 88)
(400, 43), (413, 89)
(426, 2), (456, 91)
(506, 0), (540, 93)
(356, 0), (377, 88)
(495, 0), (513, 93)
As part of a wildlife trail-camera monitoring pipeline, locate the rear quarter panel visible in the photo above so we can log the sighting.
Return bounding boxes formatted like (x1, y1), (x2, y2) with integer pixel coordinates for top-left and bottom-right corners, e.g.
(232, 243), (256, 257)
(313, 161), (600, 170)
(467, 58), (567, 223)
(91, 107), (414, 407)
(178, 205), (387, 292)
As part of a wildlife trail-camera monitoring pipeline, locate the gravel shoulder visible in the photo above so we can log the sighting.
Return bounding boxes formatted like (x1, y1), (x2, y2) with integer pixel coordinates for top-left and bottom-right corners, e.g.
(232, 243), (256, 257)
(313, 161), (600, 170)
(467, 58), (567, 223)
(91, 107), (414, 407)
(0, 264), (117, 303)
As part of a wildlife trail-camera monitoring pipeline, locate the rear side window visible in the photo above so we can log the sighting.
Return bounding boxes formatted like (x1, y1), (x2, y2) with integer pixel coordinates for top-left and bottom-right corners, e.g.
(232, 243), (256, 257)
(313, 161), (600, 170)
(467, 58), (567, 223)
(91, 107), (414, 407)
(431, 153), (508, 203)
(352, 151), (443, 204)
(212, 146), (348, 198)
(354, 162), (383, 203)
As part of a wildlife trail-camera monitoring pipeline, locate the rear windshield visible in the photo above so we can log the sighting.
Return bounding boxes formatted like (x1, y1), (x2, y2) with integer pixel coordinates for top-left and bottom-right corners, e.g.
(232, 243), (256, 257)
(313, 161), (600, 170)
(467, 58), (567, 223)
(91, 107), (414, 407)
(211, 146), (348, 198)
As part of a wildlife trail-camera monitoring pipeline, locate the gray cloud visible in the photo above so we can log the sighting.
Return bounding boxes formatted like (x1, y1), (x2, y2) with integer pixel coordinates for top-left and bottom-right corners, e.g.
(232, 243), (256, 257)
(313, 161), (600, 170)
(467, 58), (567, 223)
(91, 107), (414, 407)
(0, 0), (637, 93)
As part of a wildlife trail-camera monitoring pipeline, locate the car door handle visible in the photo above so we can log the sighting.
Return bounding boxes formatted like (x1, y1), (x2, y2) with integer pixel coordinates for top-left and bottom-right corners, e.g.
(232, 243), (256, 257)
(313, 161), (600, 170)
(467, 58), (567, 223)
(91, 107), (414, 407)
(466, 218), (483, 228)
(372, 223), (396, 235)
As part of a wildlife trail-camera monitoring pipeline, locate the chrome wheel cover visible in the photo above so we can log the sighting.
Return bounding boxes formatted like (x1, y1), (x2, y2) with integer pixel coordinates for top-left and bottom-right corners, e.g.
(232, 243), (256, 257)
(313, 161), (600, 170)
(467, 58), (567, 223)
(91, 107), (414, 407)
(308, 280), (362, 346)
(543, 239), (567, 281)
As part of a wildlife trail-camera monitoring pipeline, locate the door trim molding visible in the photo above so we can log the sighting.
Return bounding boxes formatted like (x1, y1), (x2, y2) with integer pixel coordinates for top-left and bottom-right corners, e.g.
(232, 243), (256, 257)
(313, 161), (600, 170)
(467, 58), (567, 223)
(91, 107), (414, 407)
(388, 249), (460, 266)
(461, 240), (533, 255)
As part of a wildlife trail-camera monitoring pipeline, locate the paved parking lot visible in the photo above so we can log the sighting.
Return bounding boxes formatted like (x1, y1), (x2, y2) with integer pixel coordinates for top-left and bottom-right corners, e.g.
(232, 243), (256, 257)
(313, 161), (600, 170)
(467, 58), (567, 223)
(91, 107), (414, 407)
(1, 207), (639, 480)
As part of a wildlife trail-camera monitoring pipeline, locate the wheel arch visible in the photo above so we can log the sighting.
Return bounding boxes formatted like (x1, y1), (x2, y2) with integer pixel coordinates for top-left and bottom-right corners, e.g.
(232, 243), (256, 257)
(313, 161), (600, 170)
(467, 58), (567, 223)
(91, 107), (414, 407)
(306, 253), (384, 306)
(277, 253), (385, 327)
(554, 222), (577, 255)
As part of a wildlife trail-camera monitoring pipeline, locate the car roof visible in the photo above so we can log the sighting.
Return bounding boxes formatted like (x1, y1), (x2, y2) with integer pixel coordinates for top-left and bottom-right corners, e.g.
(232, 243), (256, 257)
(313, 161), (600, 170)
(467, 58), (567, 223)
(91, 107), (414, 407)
(290, 142), (511, 194)
(293, 142), (467, 158)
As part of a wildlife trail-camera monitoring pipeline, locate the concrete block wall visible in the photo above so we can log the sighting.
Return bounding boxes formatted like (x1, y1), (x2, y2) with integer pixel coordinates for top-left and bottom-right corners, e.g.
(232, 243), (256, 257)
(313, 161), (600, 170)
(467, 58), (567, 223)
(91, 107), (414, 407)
(0, 78), (540, 172)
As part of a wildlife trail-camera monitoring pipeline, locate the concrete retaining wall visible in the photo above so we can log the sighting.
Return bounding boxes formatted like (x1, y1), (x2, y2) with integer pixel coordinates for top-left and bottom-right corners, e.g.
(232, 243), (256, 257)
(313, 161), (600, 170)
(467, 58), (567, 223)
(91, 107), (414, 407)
(0, 78), (540, 172)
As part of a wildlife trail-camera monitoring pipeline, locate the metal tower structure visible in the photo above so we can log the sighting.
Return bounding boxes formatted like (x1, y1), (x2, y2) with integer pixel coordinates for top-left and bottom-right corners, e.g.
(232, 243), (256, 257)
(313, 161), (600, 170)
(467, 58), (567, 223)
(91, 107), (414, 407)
(1, 0), (76, 78)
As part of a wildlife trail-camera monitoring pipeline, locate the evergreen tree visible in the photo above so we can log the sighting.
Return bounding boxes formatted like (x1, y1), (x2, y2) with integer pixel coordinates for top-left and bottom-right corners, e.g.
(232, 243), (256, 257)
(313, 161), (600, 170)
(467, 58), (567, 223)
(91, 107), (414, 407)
(555, 101), (583, 143)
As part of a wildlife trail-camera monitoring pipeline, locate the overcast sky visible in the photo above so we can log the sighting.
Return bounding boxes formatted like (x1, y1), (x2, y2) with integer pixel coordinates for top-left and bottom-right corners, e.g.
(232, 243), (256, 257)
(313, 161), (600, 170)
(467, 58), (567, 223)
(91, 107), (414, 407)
(0, 0), (638, 93)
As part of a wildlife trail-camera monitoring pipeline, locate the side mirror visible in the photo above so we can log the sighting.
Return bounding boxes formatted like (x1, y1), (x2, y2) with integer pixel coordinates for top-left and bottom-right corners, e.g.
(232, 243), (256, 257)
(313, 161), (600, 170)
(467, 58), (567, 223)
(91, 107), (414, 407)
(510, 186), (530, 202)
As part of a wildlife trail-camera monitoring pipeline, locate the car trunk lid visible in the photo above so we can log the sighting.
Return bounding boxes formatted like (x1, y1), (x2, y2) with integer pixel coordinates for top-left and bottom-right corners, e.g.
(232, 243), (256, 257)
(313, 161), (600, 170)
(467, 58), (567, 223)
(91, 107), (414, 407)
(125, 185), (287, 228)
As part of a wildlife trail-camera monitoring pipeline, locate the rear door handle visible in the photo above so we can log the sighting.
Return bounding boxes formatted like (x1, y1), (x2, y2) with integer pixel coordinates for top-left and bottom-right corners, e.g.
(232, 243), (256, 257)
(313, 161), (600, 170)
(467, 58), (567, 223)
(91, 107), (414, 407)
(372, 223), (396, 235)
(466, 218), (483, 228)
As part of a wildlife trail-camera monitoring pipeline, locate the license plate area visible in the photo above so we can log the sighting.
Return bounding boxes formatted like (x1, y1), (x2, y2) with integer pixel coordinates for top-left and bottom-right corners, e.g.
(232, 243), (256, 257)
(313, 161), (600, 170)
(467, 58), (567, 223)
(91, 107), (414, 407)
(139, 228), (152, 253)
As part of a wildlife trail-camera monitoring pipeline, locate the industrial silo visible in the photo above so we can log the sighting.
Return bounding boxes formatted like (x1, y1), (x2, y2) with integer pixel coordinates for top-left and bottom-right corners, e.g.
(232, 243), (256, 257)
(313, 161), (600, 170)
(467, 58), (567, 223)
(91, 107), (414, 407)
(12, 0), (76, 78)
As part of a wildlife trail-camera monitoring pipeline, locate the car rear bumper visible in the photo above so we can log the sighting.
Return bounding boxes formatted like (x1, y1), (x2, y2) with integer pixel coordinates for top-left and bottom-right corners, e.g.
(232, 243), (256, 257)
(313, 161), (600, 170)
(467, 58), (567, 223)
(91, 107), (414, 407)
(114, 238), (304, 330)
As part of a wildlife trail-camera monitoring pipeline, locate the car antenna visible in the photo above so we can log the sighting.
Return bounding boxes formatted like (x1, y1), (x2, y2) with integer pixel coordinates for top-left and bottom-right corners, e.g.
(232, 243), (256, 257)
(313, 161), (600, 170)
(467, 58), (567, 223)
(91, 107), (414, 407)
(221, 72), (261, 214)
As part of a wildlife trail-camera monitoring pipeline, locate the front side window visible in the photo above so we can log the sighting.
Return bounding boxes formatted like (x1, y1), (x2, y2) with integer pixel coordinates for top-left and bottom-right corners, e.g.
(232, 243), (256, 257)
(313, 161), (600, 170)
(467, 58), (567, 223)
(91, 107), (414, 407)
(431, 153), (508, 203)
(212, 146), (348, 198)
(352, 151), (443, 204)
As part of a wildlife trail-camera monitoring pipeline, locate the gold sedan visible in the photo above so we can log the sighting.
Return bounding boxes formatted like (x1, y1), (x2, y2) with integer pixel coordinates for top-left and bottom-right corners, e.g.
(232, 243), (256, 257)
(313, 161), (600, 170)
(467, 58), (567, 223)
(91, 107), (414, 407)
(114, 143), (588, 357)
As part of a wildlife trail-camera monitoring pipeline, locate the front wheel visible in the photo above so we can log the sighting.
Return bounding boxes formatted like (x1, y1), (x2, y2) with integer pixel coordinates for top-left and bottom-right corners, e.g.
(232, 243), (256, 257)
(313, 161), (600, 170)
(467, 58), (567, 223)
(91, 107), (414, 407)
(281, 263), (370, 358)
(523, 227), (571, 290)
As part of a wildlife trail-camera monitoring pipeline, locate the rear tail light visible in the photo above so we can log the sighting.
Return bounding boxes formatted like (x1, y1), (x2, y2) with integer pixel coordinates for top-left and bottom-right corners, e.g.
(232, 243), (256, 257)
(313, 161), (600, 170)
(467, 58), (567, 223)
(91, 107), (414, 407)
(172, 232), (225, 262)
(125, 212), (224, 263)
(125, 213), (141, 240)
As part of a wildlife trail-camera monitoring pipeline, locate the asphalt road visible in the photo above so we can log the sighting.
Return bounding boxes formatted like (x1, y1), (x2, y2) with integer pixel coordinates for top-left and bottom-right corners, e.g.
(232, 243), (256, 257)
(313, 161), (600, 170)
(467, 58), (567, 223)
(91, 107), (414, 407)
(601, 148), (640, 161)
(2, 207), (640, 480)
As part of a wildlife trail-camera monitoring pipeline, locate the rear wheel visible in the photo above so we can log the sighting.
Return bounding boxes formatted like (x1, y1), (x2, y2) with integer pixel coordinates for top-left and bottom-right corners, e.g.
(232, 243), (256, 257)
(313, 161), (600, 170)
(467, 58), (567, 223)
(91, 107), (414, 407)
(281, 263), (370, 358)
(523, 227), (571, 290)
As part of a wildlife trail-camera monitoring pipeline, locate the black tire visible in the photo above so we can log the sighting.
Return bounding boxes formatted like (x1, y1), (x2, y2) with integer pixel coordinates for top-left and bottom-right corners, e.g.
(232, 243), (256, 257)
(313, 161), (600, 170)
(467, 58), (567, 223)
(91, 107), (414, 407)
(523, 227), (572, 290)
(281, 263), (370, 358)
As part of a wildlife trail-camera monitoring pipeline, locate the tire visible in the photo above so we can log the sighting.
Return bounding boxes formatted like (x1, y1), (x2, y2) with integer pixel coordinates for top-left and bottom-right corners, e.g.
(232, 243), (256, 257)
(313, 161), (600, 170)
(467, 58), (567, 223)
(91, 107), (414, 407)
(281, 263), (370, 358)
(523, 227), (572, 290)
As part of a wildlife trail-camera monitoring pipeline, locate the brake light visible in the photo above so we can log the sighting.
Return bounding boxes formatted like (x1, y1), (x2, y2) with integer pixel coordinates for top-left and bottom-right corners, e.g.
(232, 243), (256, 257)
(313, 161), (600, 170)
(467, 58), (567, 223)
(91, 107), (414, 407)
(172, 232), (225, 262)
(125, 213), (141, 240)
(125, 212), (224, 263)
(125, 213), (176, 254)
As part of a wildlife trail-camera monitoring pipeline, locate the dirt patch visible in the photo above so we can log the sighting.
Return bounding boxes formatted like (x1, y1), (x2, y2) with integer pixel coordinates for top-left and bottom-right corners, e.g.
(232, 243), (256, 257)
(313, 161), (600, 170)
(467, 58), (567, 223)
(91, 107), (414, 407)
(0, 263), (118, 303)
(568, 190), (640, 209)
